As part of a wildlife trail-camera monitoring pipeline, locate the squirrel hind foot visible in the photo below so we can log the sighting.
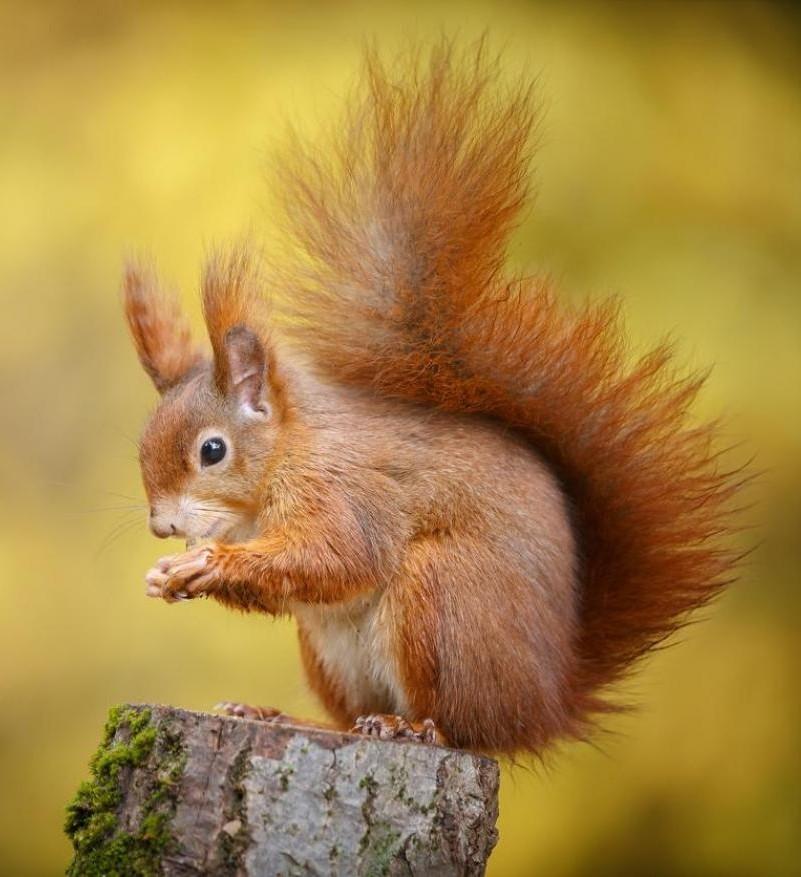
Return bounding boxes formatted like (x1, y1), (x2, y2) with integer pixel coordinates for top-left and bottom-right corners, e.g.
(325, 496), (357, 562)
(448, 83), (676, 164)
(214, 703), (342, 735)
(214, 701), (283, 721)
(350, 714), (447, 747)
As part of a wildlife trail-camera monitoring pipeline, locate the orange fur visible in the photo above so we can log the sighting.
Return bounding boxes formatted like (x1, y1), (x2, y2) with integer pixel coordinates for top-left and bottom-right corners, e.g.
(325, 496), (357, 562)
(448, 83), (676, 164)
(275, 40), (744, 729)
(126, 39), (744, 756)
(123, 265), (202, 392)
(200, 248), (294, 422)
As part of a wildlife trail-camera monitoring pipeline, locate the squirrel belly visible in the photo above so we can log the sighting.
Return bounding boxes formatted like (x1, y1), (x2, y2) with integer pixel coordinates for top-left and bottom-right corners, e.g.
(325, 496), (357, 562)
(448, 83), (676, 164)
(292, 593), (410, 726)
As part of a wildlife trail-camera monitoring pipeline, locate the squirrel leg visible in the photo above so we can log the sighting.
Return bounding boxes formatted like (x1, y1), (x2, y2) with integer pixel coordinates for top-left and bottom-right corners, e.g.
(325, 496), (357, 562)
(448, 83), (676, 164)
(351, 714), (448, 746)
(296, 619), (448, 744)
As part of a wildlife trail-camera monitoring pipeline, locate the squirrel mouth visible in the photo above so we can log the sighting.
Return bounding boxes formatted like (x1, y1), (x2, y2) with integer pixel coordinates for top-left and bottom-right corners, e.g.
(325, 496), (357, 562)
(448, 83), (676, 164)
(186, 523), (223, 550)
(186, 535), (217, 550)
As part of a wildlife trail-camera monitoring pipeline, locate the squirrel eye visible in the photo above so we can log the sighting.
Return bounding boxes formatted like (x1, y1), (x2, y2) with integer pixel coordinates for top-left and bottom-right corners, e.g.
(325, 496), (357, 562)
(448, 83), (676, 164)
(200, 437), (227, 467)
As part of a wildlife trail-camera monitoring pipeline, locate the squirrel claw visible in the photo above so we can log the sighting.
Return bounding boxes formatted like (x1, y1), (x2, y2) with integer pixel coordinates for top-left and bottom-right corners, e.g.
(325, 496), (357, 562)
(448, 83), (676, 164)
(350, 714), (445, 746)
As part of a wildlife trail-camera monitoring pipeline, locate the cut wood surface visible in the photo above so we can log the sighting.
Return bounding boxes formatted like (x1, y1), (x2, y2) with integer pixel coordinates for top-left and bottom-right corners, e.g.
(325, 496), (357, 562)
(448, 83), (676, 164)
(66, 704), (500, 876)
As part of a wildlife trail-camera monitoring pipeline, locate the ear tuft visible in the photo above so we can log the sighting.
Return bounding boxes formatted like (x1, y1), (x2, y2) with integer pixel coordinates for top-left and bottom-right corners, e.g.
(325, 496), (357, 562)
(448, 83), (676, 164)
(123, 264), (203, 393)
(202, 246), (280, 416)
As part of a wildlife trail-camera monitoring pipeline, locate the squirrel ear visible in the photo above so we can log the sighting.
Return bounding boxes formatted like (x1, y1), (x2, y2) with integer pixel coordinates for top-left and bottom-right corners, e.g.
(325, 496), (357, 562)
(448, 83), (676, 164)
(123, 264), (203, 393)
(201, 248), (282, 418)
(222, 325), (272, 417)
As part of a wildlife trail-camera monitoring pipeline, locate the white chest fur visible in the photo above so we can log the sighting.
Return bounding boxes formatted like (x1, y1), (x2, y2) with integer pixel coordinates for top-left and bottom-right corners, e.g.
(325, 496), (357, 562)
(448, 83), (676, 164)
(291, 591), (408, 717)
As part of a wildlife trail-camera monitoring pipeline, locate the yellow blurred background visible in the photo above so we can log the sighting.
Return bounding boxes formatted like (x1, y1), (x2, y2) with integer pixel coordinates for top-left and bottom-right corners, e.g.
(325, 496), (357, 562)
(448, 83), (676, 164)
(1, 1), (799, 875)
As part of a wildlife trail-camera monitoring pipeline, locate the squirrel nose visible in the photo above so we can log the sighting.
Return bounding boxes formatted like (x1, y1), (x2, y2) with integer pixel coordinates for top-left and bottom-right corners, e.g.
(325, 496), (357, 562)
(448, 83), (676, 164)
(149, 509), (183, 539)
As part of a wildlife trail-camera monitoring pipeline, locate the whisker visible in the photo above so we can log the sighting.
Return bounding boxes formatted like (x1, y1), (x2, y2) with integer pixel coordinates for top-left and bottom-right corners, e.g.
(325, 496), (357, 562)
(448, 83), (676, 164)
(95, 517), (142, 559)
(191, 505), (240, 519)
(101, 490), (146, 503)
(69, 505), (147, 516)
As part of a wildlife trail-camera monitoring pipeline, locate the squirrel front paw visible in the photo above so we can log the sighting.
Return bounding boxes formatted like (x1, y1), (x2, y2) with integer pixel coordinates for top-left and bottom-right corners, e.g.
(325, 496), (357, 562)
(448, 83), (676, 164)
(145, 546), (218, 603)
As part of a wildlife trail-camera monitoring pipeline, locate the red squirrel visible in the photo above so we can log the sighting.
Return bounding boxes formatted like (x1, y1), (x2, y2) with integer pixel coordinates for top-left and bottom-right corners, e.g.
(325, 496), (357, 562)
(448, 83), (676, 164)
(124, 41), (742, 755)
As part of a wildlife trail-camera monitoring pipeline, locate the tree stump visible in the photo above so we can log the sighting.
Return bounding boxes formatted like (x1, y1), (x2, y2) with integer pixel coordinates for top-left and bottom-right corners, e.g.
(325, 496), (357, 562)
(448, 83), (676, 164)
(65, 704), (500, 875)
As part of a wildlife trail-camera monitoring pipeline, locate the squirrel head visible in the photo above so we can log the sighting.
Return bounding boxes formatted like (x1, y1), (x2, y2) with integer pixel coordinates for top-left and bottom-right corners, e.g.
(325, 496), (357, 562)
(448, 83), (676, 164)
(124, 249), (287, 545)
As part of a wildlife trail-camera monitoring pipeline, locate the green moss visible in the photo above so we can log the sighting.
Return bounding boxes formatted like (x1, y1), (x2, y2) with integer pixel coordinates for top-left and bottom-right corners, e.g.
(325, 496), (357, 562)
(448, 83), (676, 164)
(362, 824), (402, 877)
(275, 763), (294, 792)
(65, 705), (186, 877)
(358, 768), (402, 874)
(358, 773), (378, 794)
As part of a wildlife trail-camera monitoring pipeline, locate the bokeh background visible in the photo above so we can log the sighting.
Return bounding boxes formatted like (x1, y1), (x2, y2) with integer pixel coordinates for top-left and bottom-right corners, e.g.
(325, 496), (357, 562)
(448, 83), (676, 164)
(1, 1), (799, 875)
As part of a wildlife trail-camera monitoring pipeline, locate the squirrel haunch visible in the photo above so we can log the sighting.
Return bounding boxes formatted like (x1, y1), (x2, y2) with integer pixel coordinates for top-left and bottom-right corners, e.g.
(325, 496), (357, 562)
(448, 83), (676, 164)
(126, 40), (744, 755)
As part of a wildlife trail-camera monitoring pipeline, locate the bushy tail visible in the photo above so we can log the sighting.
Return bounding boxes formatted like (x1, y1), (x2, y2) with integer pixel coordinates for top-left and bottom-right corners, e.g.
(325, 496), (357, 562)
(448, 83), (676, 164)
(275, 39), (745, 725)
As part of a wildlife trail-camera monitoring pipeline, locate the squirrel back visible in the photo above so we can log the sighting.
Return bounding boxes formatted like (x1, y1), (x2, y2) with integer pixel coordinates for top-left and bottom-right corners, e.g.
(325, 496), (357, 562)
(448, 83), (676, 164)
(275, 39), (744, 723)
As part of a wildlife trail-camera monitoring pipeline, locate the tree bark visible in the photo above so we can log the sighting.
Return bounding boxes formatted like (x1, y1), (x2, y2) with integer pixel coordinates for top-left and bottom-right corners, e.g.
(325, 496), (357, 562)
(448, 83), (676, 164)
(65, 704), (500, 876)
